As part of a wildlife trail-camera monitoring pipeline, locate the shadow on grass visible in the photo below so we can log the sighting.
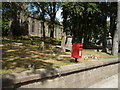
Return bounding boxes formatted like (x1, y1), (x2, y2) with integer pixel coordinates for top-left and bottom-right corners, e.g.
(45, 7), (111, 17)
(2, 38), (72, 74)
(2, 43), (54, 73)
(2, 58), (53, 70)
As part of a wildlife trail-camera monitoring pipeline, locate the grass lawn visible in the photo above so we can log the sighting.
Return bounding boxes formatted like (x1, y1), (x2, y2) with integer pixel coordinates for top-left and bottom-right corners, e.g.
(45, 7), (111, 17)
(1, 37), (118, 74)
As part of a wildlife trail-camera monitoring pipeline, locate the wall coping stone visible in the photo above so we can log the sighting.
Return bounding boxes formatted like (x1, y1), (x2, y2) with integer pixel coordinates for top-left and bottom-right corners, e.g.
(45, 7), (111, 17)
(2, 58), (119, 87)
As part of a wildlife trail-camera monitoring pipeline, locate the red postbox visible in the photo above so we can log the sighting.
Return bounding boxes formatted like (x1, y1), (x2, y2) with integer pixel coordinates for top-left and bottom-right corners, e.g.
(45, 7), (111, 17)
(71, 43), (83, 58)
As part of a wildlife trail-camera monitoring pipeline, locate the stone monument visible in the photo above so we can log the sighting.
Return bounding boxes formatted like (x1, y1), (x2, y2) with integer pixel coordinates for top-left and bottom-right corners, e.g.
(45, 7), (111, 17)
(61, 33), (66, 52)
(65, 34), (72, 51)
(106, 33), (112, 52)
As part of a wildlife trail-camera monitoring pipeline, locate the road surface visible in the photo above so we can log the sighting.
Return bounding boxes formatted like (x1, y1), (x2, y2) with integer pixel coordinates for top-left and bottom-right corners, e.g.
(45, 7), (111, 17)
(89, 74), (118, 88)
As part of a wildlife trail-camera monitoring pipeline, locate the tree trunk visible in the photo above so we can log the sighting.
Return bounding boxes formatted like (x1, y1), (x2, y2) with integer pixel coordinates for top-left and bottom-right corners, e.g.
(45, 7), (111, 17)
(42, 6), (46, 40)
(112, 1), (120, 56)
(102, 16), (107, 52)
(50, 25), (54, 38)
(110, 16), (115, 39)
(112, 30), (119, 56)
(8, 19), (13, 37)
(42, 21), (46, 39)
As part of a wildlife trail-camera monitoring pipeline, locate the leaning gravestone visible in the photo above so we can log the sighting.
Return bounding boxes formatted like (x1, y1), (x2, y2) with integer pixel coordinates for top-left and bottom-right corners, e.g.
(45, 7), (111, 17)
(61, 33), (66, 52)
(66, 35), (72, 51)
(40, 41), (45, 50)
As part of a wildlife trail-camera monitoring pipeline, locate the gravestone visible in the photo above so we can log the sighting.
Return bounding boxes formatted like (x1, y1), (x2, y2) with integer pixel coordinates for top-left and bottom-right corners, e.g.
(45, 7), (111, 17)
(40, 41), (45, 50)
(56, 33), (72, 52)
(66, 35), (72, 51)
(61, 33), (66, 52)
(107, 33), (112, 50)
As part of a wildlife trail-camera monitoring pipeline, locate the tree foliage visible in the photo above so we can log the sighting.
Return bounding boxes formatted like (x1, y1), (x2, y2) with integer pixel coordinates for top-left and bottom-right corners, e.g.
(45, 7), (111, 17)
(62, 2), (101, 44)
(62, 2), (118, 54)
(2, 2), (27, 36)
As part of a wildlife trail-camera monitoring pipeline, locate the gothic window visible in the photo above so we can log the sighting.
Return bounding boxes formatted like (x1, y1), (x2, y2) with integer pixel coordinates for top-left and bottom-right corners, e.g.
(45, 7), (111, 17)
(48, 25), (51, 35)
(41, 22), (43, 34)
(32, 21), (35, 32)
(54, 27), (56, 37)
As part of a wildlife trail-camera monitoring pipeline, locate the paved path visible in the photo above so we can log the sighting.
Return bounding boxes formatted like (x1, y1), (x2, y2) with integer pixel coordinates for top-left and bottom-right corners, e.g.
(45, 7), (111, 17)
(89, 74), (118, 88)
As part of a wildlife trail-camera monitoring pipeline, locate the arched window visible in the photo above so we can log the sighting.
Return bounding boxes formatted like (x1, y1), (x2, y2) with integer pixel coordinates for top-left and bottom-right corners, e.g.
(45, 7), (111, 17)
(41, 22), (43, 34)
(54, 27), (57, 37)
(32, 21), (35, 32)
(48, 25), (51, 36)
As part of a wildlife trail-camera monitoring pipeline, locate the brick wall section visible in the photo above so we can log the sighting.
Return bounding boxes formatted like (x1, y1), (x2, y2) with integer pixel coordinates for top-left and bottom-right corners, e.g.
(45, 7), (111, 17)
(2, 58), (119, 88)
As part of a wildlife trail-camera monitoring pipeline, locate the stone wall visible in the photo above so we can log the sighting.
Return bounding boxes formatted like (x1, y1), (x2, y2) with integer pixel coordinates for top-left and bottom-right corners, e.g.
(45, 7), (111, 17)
(2, 58), (119, 89)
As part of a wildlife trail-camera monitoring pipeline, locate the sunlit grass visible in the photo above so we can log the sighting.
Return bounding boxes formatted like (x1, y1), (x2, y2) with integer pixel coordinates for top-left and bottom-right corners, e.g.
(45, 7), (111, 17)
(2, 37), (118, 74)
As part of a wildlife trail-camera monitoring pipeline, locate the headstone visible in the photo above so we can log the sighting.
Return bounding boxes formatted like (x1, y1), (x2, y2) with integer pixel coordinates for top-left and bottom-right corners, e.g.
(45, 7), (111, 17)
(106, 33), (112, 50)
(40, 41), (45, 50)
(61, 33), (66, 52)
(66, 35), (72, 50)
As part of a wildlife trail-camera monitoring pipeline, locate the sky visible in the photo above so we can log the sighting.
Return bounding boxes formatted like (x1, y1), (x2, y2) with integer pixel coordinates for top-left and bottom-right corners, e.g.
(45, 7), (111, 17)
(107, 17), (110, 21)
(56, 9), (63, 22)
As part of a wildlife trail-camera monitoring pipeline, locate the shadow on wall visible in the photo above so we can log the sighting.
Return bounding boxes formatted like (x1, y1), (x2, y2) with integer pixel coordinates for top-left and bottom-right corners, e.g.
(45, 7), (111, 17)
(2, 66), (60, 89)
(24, 67), (59, 86)
(9, 19), (29, 36)
(2, 74), (16, 88)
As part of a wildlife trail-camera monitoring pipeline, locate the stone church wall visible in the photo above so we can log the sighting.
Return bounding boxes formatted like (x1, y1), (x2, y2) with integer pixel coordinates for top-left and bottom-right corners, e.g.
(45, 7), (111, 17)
(20, 12), (63, 40)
